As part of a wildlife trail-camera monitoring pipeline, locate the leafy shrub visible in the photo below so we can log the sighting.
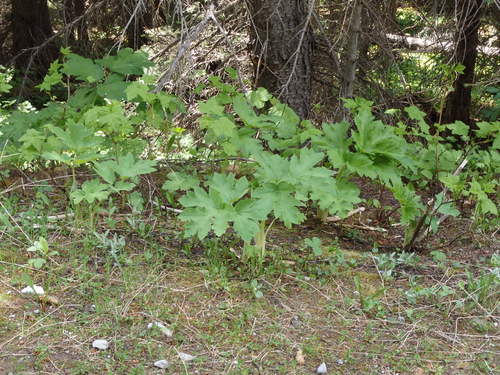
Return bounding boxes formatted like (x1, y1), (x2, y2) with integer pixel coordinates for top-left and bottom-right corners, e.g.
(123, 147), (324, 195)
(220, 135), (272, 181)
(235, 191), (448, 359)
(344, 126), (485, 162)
(164, 78), (498, 257)
(1, 47), (185, 167)
(1, 52), (497, 259)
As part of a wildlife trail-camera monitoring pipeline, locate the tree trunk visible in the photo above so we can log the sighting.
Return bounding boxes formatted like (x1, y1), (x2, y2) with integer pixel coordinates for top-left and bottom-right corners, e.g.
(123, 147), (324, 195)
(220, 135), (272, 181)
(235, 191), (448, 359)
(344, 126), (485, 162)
(340, 1), (363, 102)
(63, 0), (89, 53)
(124, 0), (150, 50)
(248, 0), (314, 119)
(383, 0), (399, 33)
(0, 0), (15, 65)
(0, 0), (56, 74)
(126, 19), (148, 50)
(442, 0), (483, 125)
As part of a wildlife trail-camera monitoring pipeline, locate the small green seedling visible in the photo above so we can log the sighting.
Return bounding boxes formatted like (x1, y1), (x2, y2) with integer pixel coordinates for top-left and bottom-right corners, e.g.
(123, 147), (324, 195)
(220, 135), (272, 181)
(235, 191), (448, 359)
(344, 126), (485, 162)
(27, 237), (59, 269)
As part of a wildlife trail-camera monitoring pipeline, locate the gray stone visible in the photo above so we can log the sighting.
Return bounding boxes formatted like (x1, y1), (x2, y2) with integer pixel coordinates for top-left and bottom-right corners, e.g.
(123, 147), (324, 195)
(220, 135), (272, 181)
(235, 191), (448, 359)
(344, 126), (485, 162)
(316, 362), (327, 374)
(92, 339), (109, 350)
(178, 352), (196, 362)
(154, 359), (169, 369)
(21, 285), (45, 295)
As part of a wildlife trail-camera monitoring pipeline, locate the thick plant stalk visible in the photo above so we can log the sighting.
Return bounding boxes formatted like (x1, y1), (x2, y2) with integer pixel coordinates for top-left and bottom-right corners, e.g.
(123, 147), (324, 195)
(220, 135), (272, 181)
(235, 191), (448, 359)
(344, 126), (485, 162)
(404, 158), (468, 250)
(254, 220), (267, 259)
(415, 159), (469, 242)
(317, 207), (329, 223)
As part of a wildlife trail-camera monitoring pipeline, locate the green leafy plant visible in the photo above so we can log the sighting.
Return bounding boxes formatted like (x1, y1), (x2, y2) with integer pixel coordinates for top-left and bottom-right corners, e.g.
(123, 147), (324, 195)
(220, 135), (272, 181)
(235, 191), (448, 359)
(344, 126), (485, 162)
(458, 256), (499, 310)
(304, 237), (323, 257)
(165, 146), (345, 261)
(404, 279), (456, 306)
(0, 66), (13, 95)
(94, 230), (127, 268)
(5, 50), (496, 273)
(93, 153), (157, 193)
(430, 250), (447, 263)
(372, 250), (420, 280)
(0, 50), (184, 244)
(70, 153), (156, 229)
(164, 79), (498, 262)
(173, 173), (268, 257)
(249, 279), (264, 299)
(354, 275), (387, 317)
(27, 237), (59, 269)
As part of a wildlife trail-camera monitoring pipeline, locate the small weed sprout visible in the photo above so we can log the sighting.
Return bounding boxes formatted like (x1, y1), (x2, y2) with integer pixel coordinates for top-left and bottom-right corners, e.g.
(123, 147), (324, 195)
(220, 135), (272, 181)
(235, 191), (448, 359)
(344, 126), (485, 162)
(27, 237), (59, 269)
(94, 230), (126, 267)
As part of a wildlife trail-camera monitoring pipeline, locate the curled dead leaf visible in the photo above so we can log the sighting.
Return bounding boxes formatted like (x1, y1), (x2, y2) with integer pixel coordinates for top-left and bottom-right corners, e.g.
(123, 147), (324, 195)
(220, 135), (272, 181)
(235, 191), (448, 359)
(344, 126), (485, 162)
(295, 348), (305, 365)
(39, 295), (60, 305)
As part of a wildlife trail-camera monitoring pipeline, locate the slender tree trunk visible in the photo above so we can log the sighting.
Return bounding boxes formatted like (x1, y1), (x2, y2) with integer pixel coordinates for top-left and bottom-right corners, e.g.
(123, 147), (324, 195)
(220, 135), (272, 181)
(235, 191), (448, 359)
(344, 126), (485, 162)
(383, 0), (398, 32)
(340, 1), (363, 102)
(63, 0), (89, 53)
(0, 0), (57, 74)
(126, 20), (148, 50)
(124, 0), (150, 50)
(0, 0), (15, 65)
(248, 0), (314, 119)
(442, 0), (483, 125)
(356, 0), (395, 89)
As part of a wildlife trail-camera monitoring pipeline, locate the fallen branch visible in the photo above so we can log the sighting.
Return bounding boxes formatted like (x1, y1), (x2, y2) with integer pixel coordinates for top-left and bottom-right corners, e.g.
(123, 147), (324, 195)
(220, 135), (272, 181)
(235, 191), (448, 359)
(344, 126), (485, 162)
(151, 200), (183, 214)
(342, 223), (387, 233)
(17, 213), (75, 221)
(326, 207), (365, 222)
(154, 6), (214, 92)
(385, 33), (499, 55)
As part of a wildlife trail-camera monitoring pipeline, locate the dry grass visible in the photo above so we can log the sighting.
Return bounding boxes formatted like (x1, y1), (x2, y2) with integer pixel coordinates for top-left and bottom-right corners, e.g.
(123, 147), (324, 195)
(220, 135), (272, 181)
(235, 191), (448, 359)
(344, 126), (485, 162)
(0, 209), (498, 375)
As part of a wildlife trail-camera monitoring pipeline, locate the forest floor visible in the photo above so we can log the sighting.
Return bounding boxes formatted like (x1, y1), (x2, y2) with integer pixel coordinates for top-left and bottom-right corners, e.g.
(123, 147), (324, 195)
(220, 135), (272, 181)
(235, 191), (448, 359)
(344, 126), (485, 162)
(0, 177), (499, 375)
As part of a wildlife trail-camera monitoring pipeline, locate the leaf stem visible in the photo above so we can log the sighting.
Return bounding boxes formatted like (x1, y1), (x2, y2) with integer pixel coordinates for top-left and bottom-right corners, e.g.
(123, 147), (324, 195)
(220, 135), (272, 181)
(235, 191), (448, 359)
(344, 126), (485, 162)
(254, 220), (267, 259)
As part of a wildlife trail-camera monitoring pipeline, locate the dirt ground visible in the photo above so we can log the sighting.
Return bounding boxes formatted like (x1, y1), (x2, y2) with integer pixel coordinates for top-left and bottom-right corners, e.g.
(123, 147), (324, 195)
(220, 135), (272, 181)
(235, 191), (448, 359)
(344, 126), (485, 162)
(1, 201), (498, 375)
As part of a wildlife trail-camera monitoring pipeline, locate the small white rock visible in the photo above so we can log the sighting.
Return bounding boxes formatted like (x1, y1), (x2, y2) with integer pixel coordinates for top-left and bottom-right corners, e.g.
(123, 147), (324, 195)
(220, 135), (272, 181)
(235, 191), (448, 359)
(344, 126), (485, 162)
(154, 359), (169, 369)
(21, 285), (45, 295)
(316, 362), (327, 374)
(92, 339), (109, 350)
(336, 359), (344, 365)
(178, 352), (196, 362)
(147, 322), (173, 337)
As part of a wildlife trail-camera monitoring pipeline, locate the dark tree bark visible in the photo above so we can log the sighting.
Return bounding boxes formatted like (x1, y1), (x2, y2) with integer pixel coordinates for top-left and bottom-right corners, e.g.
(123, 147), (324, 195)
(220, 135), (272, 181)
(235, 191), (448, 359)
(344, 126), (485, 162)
(382, 0), (399, 32)
(124, 0), (161, 49)
(340, 0), (363, 101)
(126, 18), (148, 50)
(248, 0), (314, 119)
(442, 0), (483, 125)
(0, 0), (57, 73)
(63, 0), (90, 53)
(0, 0), (14, 65)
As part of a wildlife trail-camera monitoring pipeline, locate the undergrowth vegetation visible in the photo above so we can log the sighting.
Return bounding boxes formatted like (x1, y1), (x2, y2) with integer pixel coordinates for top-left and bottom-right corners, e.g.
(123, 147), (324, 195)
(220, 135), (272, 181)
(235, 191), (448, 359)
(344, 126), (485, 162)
(1, 49), (498, 256)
